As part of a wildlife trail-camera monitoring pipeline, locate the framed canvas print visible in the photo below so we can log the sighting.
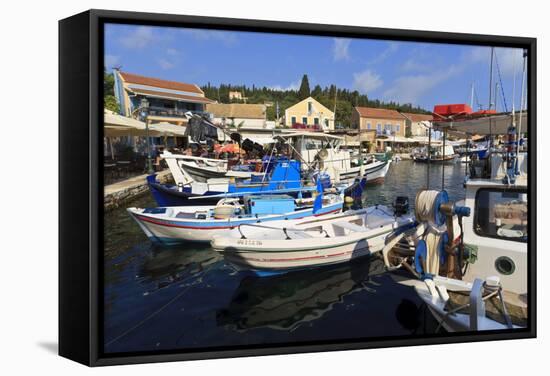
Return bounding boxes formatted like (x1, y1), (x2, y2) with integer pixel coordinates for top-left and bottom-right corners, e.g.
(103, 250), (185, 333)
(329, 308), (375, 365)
(59, 9), (536, 366)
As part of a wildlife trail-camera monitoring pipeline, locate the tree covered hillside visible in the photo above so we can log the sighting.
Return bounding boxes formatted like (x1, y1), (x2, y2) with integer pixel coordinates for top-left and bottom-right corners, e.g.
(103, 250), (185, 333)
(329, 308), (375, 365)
(201, 74), (429, 128)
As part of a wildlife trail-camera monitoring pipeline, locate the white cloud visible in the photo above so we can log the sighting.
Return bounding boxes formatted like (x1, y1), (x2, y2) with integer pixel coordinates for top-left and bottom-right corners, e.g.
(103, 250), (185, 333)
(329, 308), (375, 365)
(383, 65), (462, 105)
(157, 58), (175, 70)
(495, 48), (524, 77)
(181, 29), (238, 46)
(464, 46), (523, 77)
(119, 26), (156, 49)
(104, 54), (120, 68)
(352, 69), (383, 94)
(369, 42), (399, 65)
(267, 80), (300, 91)
(400, 57), (431, 73)
(332, 38), (351, 61)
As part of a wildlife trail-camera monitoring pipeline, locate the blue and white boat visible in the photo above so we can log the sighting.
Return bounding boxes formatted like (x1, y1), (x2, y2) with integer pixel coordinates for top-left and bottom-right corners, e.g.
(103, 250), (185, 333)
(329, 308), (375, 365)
(147, 157), (327, 207)
(127, 188), (344, 244)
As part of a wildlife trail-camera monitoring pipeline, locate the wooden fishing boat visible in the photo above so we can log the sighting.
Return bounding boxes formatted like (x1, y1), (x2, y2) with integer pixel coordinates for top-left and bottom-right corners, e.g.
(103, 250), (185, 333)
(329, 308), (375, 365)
(211, 205), (415, 272)
(161, 151), (255, 184)
(127, 193), (344, 244)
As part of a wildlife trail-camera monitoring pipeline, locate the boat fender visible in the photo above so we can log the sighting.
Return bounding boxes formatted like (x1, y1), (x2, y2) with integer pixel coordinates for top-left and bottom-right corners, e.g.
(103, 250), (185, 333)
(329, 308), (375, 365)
(414, 240), (432, 279)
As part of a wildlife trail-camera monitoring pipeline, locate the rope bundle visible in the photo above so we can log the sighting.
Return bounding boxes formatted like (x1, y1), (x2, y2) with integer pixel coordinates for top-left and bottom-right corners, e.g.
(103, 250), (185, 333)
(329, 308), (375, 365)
(415, 190), (441, 224)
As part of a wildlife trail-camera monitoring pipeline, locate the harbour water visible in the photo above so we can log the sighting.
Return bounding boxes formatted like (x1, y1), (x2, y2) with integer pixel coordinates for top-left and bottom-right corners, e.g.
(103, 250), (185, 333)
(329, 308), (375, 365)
(103, 160), (467, 354)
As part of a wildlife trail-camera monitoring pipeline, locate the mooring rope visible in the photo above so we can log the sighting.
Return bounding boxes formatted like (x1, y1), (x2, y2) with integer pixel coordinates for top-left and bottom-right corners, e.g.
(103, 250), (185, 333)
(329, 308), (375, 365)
(104, 262), (218, 348)
(414, 190), (440, 223)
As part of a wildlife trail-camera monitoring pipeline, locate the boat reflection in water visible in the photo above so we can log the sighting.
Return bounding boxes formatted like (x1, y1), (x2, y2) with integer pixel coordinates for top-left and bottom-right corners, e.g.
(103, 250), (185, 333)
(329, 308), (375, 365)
(217, 256), (435, 335)
(137, 244), (223, 293)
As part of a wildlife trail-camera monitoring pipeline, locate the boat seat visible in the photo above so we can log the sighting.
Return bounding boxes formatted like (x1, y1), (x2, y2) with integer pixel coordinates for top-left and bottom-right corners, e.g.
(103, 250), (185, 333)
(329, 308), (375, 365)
(287, 230), (315, 239)
(333, 221), (368, 233)
(366, 215), (394, 228)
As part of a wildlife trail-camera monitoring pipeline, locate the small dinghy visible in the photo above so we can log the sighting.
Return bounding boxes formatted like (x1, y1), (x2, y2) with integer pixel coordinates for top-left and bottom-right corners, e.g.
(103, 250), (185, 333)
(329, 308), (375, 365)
(127, 193), (343, 244)
(211, 205), (415, 272)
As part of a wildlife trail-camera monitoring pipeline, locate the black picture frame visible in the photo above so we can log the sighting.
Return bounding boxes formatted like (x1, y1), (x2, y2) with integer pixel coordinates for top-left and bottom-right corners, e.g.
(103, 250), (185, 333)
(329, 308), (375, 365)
(59, 9), (537, 367)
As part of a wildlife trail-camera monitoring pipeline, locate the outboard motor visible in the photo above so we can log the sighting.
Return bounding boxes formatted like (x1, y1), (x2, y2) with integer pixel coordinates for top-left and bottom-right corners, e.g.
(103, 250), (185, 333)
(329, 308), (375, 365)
(393, 196), (409, 217)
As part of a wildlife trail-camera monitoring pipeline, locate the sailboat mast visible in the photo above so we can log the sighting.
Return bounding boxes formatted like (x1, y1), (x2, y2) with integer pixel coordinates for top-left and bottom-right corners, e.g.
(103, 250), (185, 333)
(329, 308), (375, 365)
(488, 47), (495, 148)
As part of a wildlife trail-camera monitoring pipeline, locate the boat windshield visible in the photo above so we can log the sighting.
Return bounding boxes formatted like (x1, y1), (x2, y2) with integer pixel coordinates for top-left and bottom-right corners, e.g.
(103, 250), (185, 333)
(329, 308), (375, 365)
(474, 188), (528, 242)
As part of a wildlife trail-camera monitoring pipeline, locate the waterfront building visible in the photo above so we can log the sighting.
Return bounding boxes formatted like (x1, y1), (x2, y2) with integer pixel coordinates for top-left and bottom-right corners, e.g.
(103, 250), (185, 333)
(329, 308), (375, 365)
(113, 70), (215, 125)
(400, 112), (433, 137)
(352, 107), (406, 138)
(284, 97), (335, 131)
(205, 103), (268, 129)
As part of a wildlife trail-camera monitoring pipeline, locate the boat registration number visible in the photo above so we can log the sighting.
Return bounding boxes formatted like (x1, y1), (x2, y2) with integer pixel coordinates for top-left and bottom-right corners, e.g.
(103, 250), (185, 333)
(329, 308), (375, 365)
(237, 239), (263, 246)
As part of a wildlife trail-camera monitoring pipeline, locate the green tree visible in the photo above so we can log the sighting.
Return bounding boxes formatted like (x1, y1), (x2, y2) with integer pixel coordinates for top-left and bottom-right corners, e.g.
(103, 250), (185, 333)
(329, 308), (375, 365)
(298, 74), (310, 100)
(104, 68), (119, 113)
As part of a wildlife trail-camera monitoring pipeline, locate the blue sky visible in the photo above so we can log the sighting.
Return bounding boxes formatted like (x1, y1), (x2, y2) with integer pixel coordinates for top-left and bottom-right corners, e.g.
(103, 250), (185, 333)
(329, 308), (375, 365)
(105, 23), (526, 111)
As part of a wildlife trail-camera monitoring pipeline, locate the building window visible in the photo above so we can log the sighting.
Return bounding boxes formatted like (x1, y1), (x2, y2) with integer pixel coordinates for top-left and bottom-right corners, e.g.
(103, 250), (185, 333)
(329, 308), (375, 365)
(314, 118), (319, 125)
(291, 116), (296, 125)
(396, 124), (400, 132)
(367, 122), (371, 130)
(376, 123), (382, 134)
(308, 102), (313, 113)
(302, 117), (308, 124)
(474, 189), (527, 243)
(325, 119), (329, 128)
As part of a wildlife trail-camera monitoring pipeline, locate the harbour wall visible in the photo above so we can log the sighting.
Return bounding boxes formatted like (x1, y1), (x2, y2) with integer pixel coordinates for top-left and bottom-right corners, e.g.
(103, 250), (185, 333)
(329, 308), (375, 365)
(104, 170), (172, 212)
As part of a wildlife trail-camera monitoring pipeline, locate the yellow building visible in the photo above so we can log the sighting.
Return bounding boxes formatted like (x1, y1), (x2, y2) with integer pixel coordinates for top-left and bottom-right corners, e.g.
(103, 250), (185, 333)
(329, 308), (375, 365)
(352, 107), (406, 137)
(284, 97), (335, 131)
(400, 112), (433, 137)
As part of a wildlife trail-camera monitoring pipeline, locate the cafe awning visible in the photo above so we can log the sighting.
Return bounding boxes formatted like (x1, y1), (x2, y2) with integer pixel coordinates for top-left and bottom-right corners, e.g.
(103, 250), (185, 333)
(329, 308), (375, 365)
(103, 110), (185, 137)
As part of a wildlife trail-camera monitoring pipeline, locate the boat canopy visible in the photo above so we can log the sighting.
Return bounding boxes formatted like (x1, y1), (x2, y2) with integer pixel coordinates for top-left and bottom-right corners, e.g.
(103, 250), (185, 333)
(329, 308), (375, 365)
(276, 132), (344, 141)
(433, 112), (527, 135)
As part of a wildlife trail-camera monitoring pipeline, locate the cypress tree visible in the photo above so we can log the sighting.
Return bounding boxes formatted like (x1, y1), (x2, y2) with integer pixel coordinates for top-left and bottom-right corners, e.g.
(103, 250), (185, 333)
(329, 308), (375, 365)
(298, 74), (311, 100)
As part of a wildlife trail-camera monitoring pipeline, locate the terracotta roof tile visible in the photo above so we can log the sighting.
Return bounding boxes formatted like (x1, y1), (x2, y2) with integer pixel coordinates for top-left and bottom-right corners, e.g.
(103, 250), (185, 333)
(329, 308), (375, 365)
(205, 103), (266, 119)
(401, 112), (433, 122)
(129, 88), (215, 104)
(355, 107), (404, 120)
(119, 71), (203, 94)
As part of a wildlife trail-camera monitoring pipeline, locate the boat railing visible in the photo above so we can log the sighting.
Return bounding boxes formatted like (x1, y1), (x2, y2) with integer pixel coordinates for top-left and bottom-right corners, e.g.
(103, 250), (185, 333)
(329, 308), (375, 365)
(237, 223), (330, 240)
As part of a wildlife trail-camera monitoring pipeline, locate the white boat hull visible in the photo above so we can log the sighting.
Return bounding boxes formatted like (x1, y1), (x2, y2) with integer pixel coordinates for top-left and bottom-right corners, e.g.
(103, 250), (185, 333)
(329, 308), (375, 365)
(392, 274), (523, 332)
(127, 199), (343, 244)
(338, 160), (391, 185)
(214, 232), (381, 271)
(212, 207), (414, 271)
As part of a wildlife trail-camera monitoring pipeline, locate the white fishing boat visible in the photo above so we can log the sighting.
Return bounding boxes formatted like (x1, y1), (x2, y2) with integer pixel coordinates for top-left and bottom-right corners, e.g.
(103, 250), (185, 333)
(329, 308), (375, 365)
(411, 144), (458, 163)
(384, 123), (529, 332)
(211, 204), (415, 272)
(128, 193), (343, 244)
(276, 132), (391, 185)
(161, 151), (256, 185)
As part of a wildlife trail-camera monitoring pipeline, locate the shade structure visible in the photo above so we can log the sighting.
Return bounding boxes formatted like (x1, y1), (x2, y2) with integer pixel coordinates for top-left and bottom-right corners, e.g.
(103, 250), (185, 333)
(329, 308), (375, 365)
(376, 135), (420, 144)
(151, 122), (187, 137)
(242, 136), (276, 145)
(432, 112), (528, 135)
(103, 110), (185, 137)
(104, 110), (161, 137)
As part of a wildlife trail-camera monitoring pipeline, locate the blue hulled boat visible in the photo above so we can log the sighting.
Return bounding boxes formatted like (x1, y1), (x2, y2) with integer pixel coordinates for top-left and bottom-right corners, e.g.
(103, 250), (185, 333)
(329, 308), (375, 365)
(148, 158), (329, 207)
